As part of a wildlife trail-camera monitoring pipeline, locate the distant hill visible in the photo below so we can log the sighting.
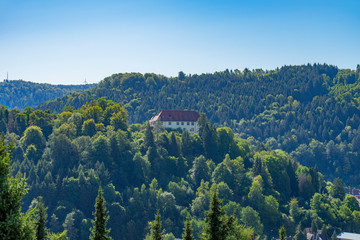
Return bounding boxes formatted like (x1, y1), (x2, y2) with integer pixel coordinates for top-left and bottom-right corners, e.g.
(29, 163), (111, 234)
(0, 79), (96, 110)
(37, 64), (360, 184)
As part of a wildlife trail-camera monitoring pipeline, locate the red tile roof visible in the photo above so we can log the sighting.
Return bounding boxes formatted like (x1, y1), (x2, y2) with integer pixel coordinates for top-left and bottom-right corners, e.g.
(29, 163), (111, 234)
(151, 110), (200, 122)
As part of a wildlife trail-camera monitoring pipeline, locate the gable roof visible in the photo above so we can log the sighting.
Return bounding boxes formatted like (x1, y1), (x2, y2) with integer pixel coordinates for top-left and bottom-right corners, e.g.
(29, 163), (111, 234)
(151, 110), (200, 122)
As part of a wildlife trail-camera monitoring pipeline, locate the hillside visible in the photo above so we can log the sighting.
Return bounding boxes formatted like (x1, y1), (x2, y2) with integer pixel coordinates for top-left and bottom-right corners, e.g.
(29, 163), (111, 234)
(0, 79), (96, 110)
(1, 99), (357, 239)
(37, 64), (360, 185)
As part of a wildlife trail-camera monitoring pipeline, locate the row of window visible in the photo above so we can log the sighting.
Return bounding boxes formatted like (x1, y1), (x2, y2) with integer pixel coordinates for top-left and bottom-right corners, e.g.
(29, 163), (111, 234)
(168, 121), (195, 126)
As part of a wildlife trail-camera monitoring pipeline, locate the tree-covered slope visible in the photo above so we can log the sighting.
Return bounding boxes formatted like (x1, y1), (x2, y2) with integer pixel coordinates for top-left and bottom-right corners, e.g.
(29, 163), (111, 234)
(37, 64), (360, 185)
(0, 99), (358, 239)
(0, 80), (96, 110)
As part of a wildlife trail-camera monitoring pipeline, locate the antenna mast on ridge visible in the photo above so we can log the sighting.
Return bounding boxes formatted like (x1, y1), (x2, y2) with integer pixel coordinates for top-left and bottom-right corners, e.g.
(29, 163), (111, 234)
(84, 78), (88, 85)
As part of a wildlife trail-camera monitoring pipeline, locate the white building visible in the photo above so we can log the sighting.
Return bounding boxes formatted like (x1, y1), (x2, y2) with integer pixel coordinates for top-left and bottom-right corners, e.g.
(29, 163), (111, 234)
(149, 110), (200, 133)
(337, 232), (360, 240)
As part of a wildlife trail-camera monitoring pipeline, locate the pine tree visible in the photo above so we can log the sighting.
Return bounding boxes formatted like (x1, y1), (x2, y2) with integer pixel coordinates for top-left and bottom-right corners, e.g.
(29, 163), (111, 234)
(279, 226), (286, 240)
(182, 214), (193, 240)
(89, 186), (112, 240)
(150, 210), (163, 240)
(203, 185), (232, 240)
(36, 196), (48, 240)
(0, 139), (36, 239)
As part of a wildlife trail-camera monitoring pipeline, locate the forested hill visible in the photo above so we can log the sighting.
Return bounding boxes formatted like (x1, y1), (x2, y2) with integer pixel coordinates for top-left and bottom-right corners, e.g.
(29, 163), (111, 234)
(37, 64), (360, 185)
(0, 99), (358, 239)
(0, 79), (96, 110)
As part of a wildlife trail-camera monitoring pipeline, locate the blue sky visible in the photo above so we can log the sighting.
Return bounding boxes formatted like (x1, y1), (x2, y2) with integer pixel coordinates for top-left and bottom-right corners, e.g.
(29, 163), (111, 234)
(0, 0), (359, 84)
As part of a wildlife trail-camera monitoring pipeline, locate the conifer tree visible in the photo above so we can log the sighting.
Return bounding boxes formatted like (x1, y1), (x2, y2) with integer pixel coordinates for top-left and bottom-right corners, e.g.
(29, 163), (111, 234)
(89, 186), (112, 240)
(150, 210), (163, 240)
(203, 185), (232, 240)
(0, 139), (36, 239)
(279, 226), (286, 240)
(252, 157), (262, 176)
(182, 213), (193, 240)
(36, 196), (48, 240)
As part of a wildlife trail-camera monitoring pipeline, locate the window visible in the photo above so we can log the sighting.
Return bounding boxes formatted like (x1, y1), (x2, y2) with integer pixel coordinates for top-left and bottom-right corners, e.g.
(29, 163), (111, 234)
(181, 122), (184, 125)
(191, 122), (194, 126)
(177, 122), (179, 125)
(187, 122), (189, 125)
(190, 128), (194, 131)
(168, 122), (172, 125)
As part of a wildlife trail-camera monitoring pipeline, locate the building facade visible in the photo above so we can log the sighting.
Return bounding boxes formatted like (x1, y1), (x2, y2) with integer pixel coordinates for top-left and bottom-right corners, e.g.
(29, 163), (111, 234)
(149, 110), (200, 133)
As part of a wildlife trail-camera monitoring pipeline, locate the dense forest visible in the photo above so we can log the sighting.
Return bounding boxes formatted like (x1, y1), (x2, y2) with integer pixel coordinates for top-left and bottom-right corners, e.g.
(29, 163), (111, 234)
(0, 98), (359, 239)
(0, 80), (96, 110)
(37, 64), (360, 186)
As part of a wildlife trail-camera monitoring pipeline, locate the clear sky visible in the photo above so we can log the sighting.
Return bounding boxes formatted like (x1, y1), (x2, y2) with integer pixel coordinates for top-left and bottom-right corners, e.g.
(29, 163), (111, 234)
(0, 0), (359, 84)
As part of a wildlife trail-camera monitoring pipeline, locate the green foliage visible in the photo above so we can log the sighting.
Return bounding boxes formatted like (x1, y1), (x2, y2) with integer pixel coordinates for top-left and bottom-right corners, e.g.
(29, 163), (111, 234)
(90, 186), (112, 240)
(150, 210), (164, 240)
(0, 139), (36, 239)
(241, 206), (263, 236)
(48, 231), (68, 240)
(36, 197), (48, 240)
(0, 80), (95, 110)
(32, 64), (360, 186)
(2, 83), (360, 239)
(182, 214), (193, 240)
(279, 226), (286, 240)
(330, 178), (345, 200)
(202, 185), (232, 240)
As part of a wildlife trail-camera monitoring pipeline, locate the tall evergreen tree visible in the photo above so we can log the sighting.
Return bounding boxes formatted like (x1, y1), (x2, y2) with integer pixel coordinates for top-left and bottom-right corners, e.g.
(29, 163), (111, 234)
(203, 185), (232, 240)
(150, 210), (163, 240)
(90, 186), (112, 240)
(0, 139), (35, 239)
(36, 196), (48, 240)
(182, 213), (193, 240)
(279, 226), (286, 240)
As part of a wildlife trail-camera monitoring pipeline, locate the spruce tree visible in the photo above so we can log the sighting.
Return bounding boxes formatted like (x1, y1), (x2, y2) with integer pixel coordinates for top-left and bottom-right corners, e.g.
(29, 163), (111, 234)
(279, 226), (286, 240)
(89, 186), (112, 240)
(0, 139), (35, 239)
(36, 196), (48, 240)
(203, 185), (231, 240)
(182, 213), (193, 240)
(150, 210), (163, 240)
